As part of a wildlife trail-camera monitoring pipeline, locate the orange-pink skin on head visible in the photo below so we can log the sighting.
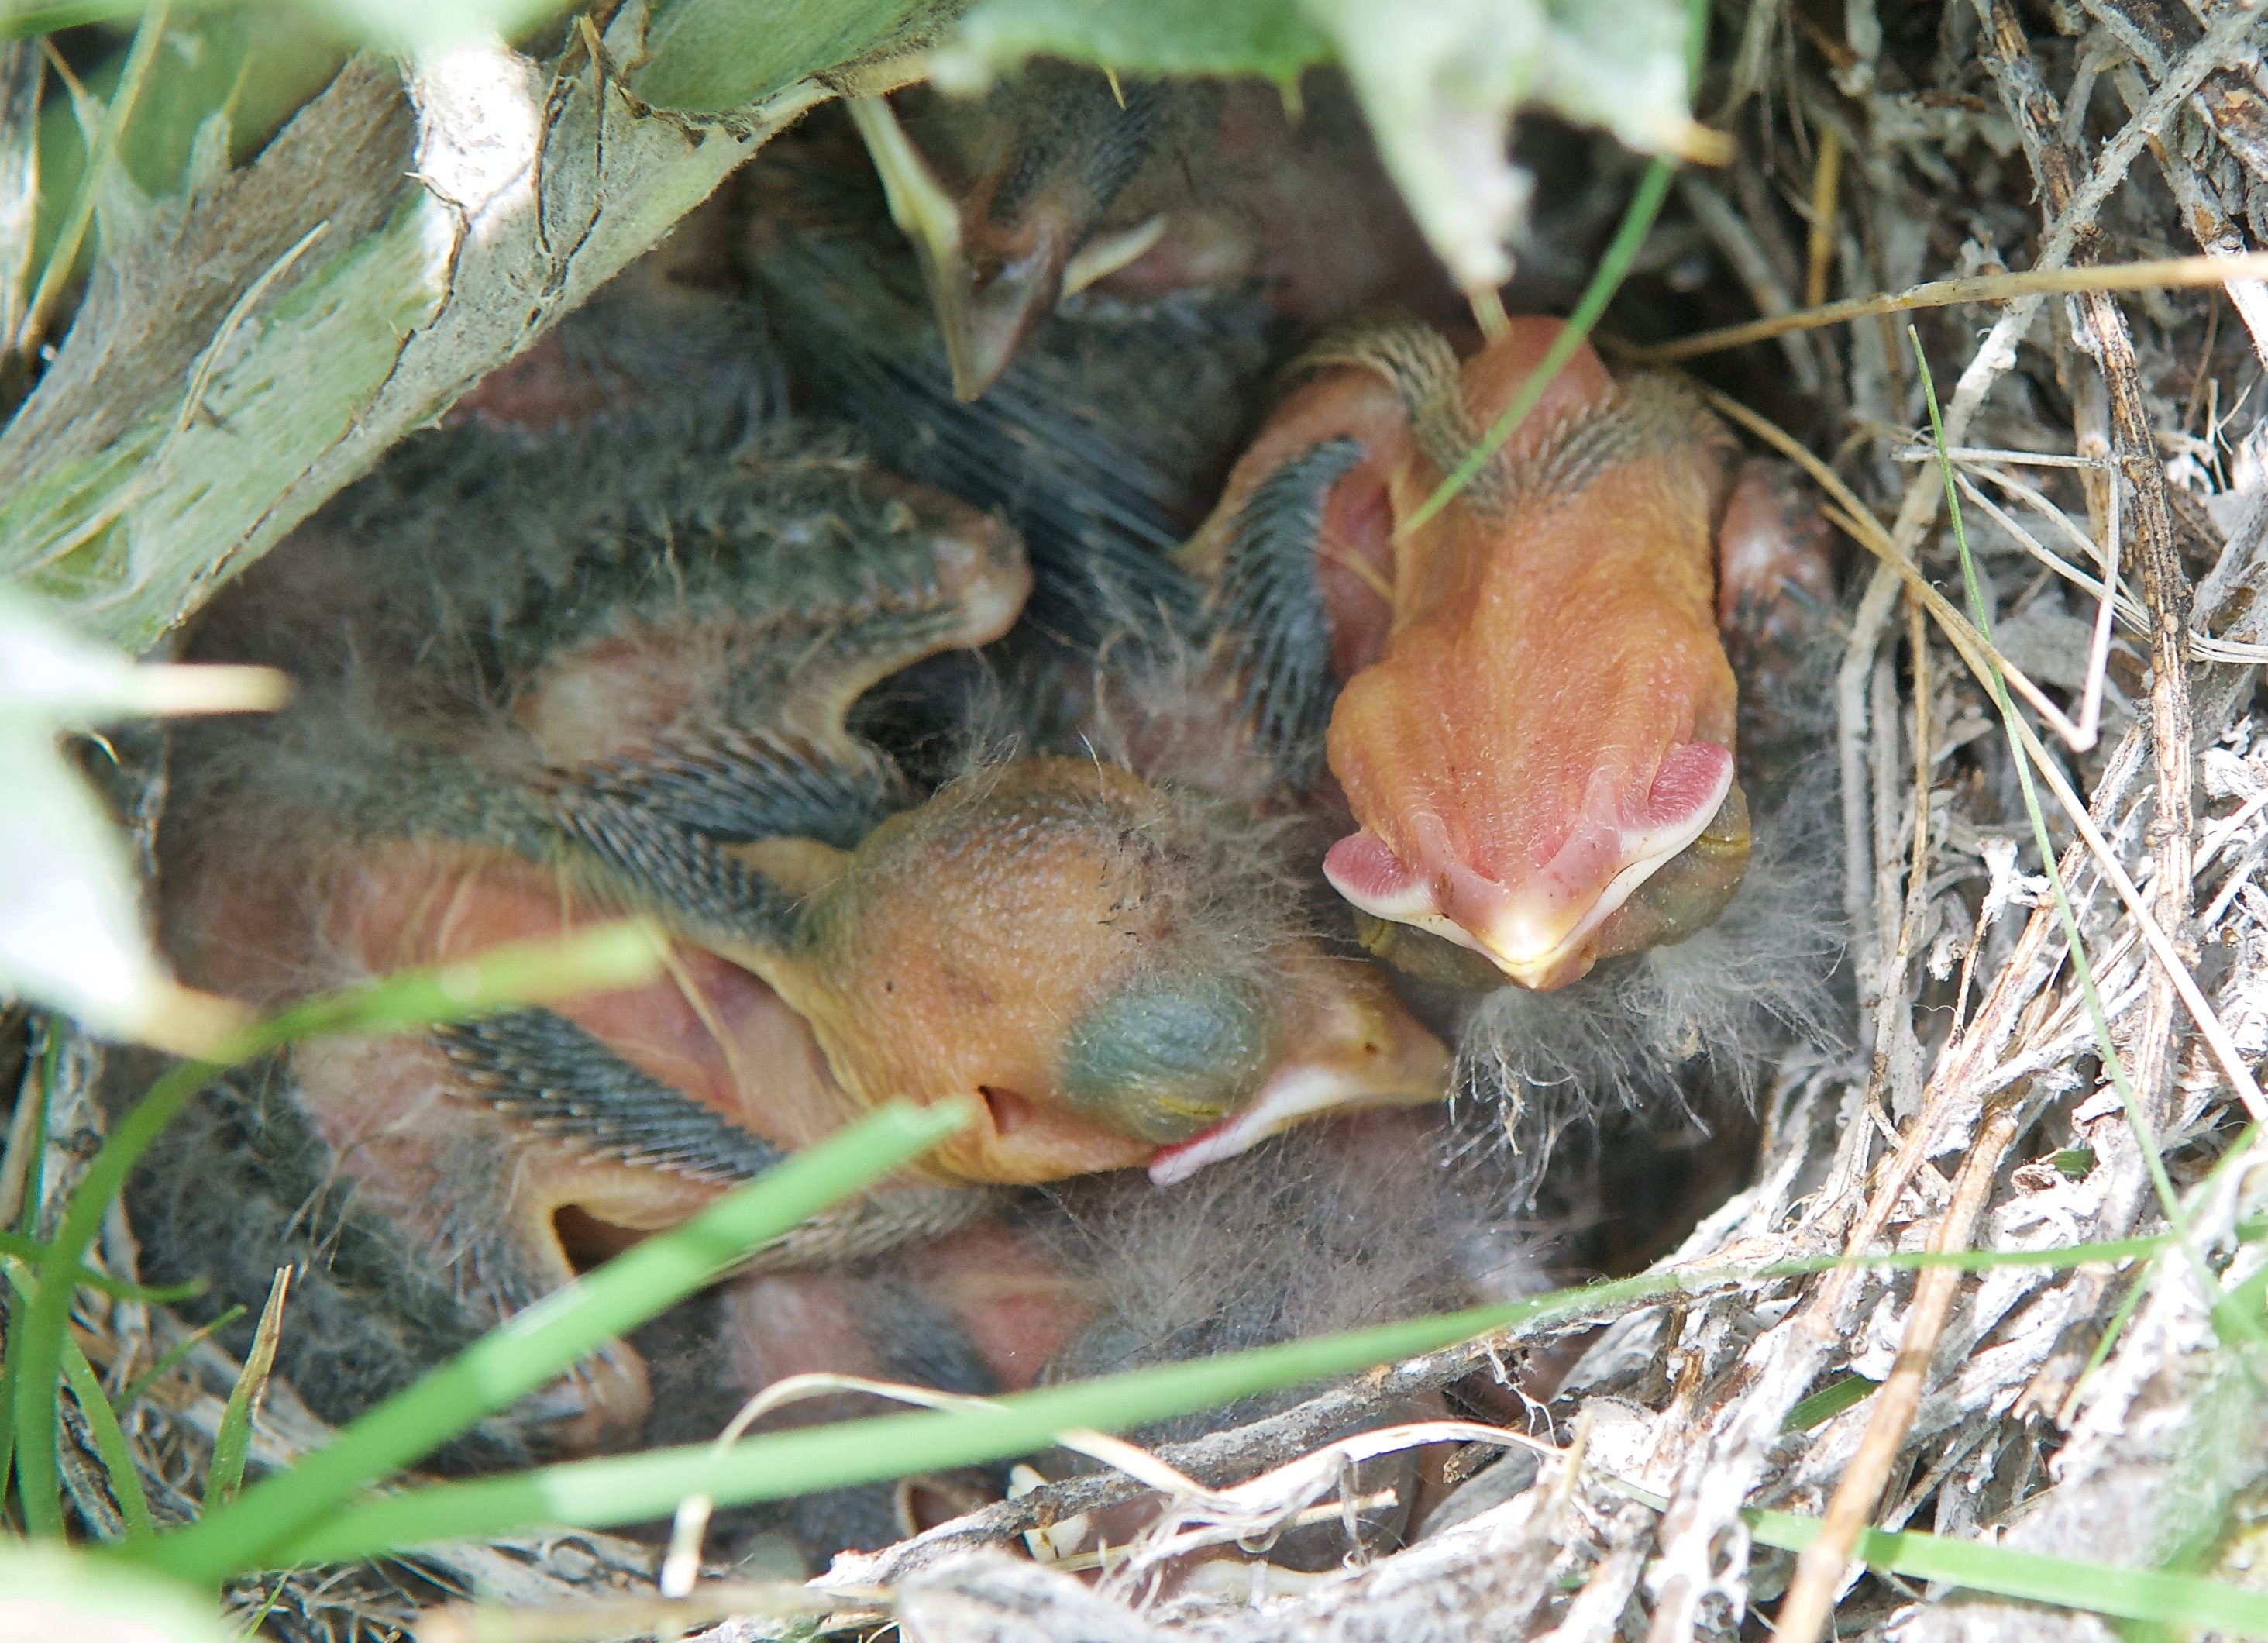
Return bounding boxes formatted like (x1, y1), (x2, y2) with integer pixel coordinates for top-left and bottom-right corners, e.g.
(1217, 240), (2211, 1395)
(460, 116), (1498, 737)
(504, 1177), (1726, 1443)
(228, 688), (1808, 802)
(1210, 319), (1740, 991)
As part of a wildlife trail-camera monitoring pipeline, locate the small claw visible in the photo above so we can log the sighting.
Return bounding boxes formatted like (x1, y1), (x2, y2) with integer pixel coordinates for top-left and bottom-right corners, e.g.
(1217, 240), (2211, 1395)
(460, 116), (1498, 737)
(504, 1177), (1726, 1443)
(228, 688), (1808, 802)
(934, 239), (1070, 402)
(847, 93), (1042, 401)
(849, 76), (1164, 400)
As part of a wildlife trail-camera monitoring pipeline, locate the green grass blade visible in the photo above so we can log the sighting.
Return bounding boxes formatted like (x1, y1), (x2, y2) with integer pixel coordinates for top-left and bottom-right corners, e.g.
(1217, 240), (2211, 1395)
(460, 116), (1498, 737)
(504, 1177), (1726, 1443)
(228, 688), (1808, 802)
(0, 1230), (203, 1304)
(0, 1021), (60, 1524)
(1803, 1233), (2170, 1273)
(1398, 158), (1671, 537)
(252, 920), (668, 1043)
(56, 1313), (154, 1542)
(119, 1304), (246, 1413)
(290, 1233), (2166, 1569)
(1749, 1510), (2268, 1632)
(1783, 1373), (1879, 1433)
(4, 1258), (153, 1541)
(203, 1268), (287, 1509)
(214, 1226), (2217, 1564)
(12, 1022), (61, 1238)
(0, 1021), (68, 1508)
(135, 1097), (974, 1585)
(10, 922), (664, 1538)
(265, 1301), (1526, 1568)
(14, 0), (166, 352)
(0, 1270), (21, 1517)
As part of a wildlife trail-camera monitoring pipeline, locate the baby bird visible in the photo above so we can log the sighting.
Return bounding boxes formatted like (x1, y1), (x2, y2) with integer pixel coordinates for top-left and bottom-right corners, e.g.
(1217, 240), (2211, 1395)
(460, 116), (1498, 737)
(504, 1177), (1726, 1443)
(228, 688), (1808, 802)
(640, 1107), (1532, 1568)
(1184, 315), (1829, 995)
(142, 287), (1448, 1457)
(846, 66), (1435, 402)
(849, 62), (1168, 402)
(745, 112), (1272, 666)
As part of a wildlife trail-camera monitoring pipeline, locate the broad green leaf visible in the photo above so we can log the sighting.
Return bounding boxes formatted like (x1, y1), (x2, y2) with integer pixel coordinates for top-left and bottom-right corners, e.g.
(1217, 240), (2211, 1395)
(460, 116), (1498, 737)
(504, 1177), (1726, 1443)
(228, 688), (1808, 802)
(936, 0), (1329, 83)
(935, 0), (1702, 293)
(28, 7), (346, 296)
(632, 0), (938, 113)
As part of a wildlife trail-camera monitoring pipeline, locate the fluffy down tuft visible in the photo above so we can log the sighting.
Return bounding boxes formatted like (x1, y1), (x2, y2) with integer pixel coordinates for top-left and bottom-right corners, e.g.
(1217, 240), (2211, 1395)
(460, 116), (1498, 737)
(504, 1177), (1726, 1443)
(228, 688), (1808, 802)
(1453, 751), (1847, 1197)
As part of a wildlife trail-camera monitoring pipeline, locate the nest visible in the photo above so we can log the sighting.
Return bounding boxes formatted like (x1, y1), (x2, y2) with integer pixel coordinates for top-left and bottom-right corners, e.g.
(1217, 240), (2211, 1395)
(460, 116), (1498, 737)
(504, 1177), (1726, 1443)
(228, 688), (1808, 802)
(12, 2), (2268, 1639)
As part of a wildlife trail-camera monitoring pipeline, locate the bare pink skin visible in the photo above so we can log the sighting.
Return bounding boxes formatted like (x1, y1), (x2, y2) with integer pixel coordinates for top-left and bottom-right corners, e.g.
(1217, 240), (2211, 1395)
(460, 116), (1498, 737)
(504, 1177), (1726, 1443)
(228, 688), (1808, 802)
(164, 830), (873, 1452)
(1716, 456), (1840, 695)
(717, 1217), (1095, 1408)
(1192, 319), (1798, 991)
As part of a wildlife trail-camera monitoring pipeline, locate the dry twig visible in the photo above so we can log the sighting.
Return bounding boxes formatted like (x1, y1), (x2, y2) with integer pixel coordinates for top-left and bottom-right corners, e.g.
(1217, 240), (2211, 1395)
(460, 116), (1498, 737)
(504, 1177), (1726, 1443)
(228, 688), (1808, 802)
(1773, 1100), (2022, 1643)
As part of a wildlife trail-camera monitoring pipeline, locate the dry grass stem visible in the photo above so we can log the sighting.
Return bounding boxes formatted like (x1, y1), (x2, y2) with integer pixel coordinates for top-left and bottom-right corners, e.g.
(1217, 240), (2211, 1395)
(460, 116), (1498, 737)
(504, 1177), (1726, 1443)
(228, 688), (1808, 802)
(1630, 250), (2268, 364)
(1773, 1101), (2022, 1643)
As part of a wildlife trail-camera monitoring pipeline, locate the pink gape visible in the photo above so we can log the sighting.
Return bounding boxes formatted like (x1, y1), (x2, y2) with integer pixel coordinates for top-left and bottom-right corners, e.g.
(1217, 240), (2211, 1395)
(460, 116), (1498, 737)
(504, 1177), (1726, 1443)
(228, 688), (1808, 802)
(1323, 743), (1735, 990)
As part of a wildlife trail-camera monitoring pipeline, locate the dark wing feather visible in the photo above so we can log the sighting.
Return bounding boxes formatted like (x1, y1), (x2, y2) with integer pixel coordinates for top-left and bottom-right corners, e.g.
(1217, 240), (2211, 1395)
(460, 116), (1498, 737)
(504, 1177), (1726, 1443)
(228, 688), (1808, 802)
(571, 726), (910, 850)
(1213, 438), (1365, 786)
(437, 1008), (786, 1182)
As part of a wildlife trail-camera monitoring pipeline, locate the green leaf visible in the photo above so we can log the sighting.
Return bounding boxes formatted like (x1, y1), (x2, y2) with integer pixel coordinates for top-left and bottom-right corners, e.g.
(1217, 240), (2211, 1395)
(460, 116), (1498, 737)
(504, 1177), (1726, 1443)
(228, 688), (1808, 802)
(632, 0), (935, 113)
(28, 5), (344, 288)
(5, 0), (945, 658)
(15, 0), (168, 353)
(263, 1301), (1523, 1567)
(1782, 1373), (1878, 1433)
(1748, 1510), (2268, 1634)
(935, 0), (1330, 83)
